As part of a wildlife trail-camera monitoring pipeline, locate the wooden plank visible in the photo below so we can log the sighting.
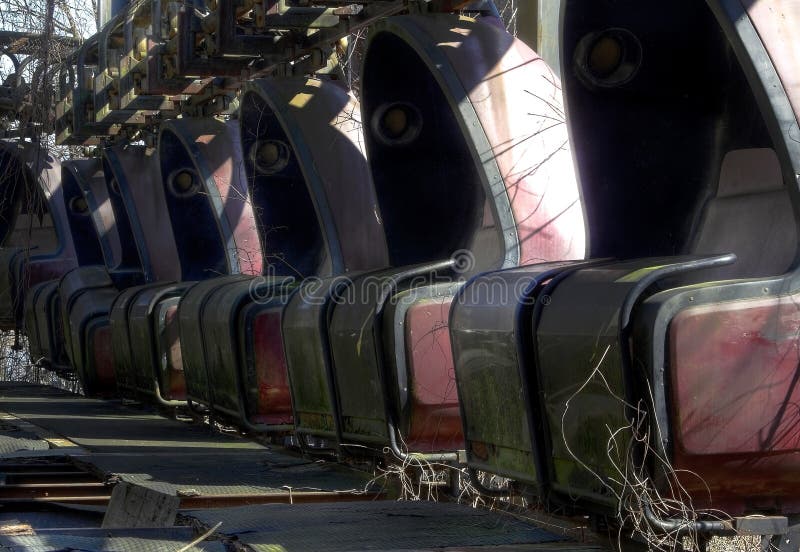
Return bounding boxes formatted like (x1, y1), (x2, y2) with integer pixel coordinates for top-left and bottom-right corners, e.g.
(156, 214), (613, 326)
(102, 482), (179, 528)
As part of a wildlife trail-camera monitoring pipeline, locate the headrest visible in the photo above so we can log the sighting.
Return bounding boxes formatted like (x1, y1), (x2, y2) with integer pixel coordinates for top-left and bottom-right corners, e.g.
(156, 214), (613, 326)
(717, 148), (784, 198)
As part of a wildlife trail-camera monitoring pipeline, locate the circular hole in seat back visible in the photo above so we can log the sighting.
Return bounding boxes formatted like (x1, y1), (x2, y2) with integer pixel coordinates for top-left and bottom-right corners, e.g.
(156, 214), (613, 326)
(167, 169), (200, 198)
(69, 195), (90, 216)
(249, 140), (291, 175)
(574, 28), (642, 89)
(371, 102), (423, 147)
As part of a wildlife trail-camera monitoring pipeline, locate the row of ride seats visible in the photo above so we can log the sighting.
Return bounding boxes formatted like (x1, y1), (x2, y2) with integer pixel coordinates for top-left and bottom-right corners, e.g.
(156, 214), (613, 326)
(3, 10), (793, 519)
(0, 142), (123, 376)
(3, 15), (584, 461)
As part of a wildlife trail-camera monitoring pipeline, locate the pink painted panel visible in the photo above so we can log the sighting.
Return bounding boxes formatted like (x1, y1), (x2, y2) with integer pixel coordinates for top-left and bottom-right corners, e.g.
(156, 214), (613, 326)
(251, 309), (293, 426)
(670, 294), (800, 513)
(162, 303), (187, 400)
(192, 120), (263, 276)
(405, 297), (464, 452)
(411, 16), (586, 264)
(91, 323), (116, 397)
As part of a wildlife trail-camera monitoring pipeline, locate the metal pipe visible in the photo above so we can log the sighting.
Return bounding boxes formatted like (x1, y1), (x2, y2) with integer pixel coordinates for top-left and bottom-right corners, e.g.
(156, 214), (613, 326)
(467, 467), (511, 498)
(385, 417), (461, 464)
(643, 503), (731, 535)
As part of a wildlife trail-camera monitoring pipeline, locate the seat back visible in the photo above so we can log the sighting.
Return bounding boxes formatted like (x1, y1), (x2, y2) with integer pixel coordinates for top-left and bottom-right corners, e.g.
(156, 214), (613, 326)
(180, 78), (387, 427)
(99, 155), (143, 273)
(0, 142), (76, 329)
(61, 160), (107, 266)
(0, 142), (70, 258)
(691, 148), (796, 280)
(362, 15), (585, 273)
(240, 78), (388, 277)
(158, 118), (262, 281)
(102, 144), (180, 282)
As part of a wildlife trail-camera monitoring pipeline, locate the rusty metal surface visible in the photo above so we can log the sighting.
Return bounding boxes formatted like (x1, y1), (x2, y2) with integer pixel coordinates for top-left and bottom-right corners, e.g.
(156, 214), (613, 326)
(0, 456), (110, 506)
(390, 288), (463, 452)
(0, 454), (377, 508)
(661, 292), (800, 515)
(198, 278), (294, 430)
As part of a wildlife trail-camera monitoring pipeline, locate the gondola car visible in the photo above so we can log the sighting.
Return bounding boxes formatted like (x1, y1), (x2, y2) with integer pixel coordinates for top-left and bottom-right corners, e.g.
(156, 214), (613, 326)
(8, 0), (799, 539)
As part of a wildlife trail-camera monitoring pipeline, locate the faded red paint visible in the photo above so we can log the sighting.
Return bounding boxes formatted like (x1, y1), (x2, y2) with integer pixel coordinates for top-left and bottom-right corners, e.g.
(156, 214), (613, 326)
(91, 324), (116, 396)
(251, 309), (293, 426)
(404, 298), (464, 452)
(669, 295), (800, 513)
(162, 303), (186, 400)
(414, 16), (586, 263)
(742, 0), (800, 126)
(203, 120), (263, 276)
(26, 259), (78, 288)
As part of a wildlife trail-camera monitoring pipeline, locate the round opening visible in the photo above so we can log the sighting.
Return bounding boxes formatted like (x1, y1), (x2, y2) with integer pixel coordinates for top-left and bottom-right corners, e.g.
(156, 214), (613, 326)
(249, 139), (290, 175)
(69, 196), (89, 216)
(372, 102), (423, 147)
(108, 177), (120, 195)
(167, 169), (200, 198)
(383, 107), (408, 139)
(574, 28), (642, 89)
(588, 36), (623, 78)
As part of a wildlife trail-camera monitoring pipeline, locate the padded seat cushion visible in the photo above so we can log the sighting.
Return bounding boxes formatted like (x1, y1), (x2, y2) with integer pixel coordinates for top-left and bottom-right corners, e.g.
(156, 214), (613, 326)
(691, 148), (796, 280)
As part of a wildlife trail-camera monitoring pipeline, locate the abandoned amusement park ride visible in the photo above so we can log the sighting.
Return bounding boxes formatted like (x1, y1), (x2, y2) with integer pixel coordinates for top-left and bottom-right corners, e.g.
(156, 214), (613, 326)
(0, 0), (799, 547)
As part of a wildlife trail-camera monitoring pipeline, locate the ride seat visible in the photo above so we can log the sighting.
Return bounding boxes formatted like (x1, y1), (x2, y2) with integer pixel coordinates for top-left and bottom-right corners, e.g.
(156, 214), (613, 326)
(627, 147), (800, 513)
(690, 148), (796, 280)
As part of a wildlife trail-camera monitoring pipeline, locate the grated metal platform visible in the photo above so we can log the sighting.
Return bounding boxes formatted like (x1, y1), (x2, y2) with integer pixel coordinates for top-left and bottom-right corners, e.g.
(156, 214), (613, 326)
(0, 383), (374, 499)
(0, 532), (227, 551)
(184, 501), (605, 552)
(0, 383), (609, 551)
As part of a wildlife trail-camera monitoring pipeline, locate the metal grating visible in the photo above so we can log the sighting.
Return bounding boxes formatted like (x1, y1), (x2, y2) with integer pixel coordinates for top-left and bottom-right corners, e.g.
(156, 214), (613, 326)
(0, 534), (227, 552)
